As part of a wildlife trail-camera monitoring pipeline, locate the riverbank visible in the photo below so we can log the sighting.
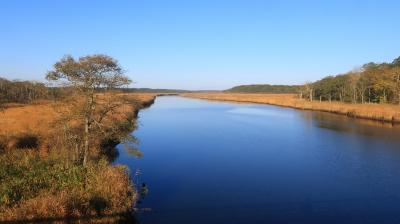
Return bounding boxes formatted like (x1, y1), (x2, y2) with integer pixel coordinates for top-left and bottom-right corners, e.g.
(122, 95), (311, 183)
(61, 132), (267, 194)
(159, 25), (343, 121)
(0, 93), (159, 223)
(181, 93), (400, 124)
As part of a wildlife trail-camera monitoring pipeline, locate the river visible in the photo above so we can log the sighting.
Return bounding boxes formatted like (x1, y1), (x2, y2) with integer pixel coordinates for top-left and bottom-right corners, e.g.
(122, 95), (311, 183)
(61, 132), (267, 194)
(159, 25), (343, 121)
(115, 96), (400, 224)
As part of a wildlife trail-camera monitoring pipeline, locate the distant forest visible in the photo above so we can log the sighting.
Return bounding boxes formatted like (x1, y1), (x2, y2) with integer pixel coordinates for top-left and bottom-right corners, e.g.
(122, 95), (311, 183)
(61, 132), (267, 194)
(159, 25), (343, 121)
(226, 84), (300, 93)
(0, 77), (62, 104)
(227, 56), (400, 105)
(302, 56), (400, 104)
(121, 88), (190, 93)
(0, 78), (191, 105)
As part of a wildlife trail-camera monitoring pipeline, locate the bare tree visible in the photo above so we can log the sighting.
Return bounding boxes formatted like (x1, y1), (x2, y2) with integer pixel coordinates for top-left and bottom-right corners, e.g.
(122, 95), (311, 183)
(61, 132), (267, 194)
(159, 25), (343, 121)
(348, 72), (360, 103)
(0, 77), (50, 104)
(46, 54), (131, 166)
(392, 66), (400, 105)
(302, 82), (314, 101)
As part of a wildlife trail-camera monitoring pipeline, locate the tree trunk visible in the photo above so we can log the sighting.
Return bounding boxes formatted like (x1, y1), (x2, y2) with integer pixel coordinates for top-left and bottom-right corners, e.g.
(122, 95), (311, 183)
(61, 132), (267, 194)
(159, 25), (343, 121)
(361, 92), (364, 104)
(83, 89), (95, 166)
(83, 116), (90, 166)
(310, 89), (313, 102)
(399, 93), (400, 105)
(398, 74), (400, 105)
(383, 89), (387, 103)
(398, 93), (400, 105)
(368, 88), (371, 103)
(320, 95), (322, 102)
(83, 116), (89, 166)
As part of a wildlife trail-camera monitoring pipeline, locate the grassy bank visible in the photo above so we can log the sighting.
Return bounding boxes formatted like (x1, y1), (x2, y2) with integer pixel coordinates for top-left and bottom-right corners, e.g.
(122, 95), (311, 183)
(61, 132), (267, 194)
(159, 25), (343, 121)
(182, 93), (400, 124)
(0, 93), (157, 223)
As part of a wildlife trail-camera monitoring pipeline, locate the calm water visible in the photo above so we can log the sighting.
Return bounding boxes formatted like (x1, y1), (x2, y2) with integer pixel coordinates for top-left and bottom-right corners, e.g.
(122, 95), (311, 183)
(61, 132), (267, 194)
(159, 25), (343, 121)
(115, 96), (400, 224)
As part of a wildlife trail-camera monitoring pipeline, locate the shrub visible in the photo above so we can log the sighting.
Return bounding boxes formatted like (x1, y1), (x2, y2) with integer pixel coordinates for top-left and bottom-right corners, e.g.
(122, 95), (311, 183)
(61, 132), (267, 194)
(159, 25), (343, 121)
(0, 151), (136, 222)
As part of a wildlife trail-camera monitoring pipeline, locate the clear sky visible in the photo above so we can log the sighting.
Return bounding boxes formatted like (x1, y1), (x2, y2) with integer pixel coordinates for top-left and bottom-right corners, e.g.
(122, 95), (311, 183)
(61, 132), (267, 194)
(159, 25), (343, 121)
(1, 0), (400, 90)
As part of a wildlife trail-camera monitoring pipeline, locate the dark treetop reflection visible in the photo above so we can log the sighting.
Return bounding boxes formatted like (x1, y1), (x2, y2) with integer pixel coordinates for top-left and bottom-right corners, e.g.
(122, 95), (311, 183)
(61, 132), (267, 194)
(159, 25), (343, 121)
(115, 96), (400, 224)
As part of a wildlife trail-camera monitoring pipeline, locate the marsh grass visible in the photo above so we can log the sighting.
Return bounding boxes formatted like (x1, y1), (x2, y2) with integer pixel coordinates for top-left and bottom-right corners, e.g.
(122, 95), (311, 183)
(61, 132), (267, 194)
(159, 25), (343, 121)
(0, 150), (136, 222)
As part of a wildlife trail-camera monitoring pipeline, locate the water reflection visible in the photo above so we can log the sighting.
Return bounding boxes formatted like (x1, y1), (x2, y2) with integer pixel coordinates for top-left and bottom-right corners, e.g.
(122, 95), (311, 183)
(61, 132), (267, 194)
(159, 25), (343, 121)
(301, 111), (400, 142)
(99, 139), (120, 162)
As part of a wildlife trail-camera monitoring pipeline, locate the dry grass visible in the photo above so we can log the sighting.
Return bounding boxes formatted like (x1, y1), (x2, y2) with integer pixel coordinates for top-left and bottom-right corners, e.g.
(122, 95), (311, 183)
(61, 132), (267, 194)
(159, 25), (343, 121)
(0, 93), (156, 135)
(0, 92), (158, 223)
(182, 93), (400, 123)
(0, 101), (57, 136)
(0, 93), (157, 151)
(0, 152), (136, 223)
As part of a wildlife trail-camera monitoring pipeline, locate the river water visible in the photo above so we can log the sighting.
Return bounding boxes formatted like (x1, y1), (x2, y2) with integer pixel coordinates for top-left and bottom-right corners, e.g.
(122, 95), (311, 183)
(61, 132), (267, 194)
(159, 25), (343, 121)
(115, 96), (400, 224)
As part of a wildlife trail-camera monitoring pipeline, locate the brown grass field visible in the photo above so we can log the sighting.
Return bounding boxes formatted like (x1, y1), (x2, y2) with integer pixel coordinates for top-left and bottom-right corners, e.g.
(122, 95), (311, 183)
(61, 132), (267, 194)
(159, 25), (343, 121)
(181, 93), (400, 124)
(0, 93), (157, 148)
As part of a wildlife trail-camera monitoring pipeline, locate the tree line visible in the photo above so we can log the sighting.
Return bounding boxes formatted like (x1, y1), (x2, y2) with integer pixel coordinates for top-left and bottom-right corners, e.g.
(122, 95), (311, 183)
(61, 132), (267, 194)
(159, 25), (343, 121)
(226, 84), (300, 93)
(0, 77), (64, 104)
(302, 56), (400, 104)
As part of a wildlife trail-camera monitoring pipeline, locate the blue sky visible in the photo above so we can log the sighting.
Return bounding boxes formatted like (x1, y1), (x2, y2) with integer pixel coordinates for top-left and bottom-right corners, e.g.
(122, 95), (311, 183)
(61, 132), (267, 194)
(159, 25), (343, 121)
(1, 0), (399, 90)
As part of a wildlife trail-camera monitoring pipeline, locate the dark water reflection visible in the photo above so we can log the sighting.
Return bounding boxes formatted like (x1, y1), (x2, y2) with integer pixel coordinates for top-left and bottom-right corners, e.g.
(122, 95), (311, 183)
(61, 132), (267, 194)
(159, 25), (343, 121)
(303, 111), (400, 141)
(115, 96), (400, 224)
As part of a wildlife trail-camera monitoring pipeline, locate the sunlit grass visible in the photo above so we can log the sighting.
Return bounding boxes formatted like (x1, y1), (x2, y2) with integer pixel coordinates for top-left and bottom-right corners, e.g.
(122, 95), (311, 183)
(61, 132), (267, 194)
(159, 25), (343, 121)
(182, 93), (400, 123)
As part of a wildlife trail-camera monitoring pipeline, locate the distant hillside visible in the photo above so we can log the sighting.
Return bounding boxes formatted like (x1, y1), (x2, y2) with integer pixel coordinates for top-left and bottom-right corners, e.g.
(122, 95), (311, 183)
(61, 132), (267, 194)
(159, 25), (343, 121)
(226, 84), (300, 93)
(121, 88), (190, 93)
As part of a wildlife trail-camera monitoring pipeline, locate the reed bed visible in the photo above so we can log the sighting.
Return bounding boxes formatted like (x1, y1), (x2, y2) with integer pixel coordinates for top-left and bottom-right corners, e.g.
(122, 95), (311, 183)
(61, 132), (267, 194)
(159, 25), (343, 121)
(0, 93), (156, 138)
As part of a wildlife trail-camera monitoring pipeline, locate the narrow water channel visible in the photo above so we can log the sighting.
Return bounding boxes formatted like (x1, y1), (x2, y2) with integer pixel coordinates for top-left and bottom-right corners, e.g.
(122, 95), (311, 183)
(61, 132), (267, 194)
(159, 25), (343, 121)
(115, 96), (400, 224)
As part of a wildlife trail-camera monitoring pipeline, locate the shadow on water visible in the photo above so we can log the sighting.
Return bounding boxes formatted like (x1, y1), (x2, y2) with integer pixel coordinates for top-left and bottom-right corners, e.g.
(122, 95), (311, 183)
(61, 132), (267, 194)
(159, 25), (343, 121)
(99, 134), (150, 221)
(99, 138), (121, 162)
(301, 111), (400, 142)
(100, 136), (143, 162)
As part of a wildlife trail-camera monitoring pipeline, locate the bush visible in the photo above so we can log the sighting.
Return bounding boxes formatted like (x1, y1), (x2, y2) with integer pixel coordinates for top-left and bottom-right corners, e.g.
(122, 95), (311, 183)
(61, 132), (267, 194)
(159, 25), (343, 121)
(0, 151), (136, 222)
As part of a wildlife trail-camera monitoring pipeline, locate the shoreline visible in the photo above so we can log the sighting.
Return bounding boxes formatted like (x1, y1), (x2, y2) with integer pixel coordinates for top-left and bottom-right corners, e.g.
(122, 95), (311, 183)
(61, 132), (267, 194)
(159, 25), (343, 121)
(132, 93), (178, 117)
(181, 93), (400, 125)
(106, 93), (168, 150)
